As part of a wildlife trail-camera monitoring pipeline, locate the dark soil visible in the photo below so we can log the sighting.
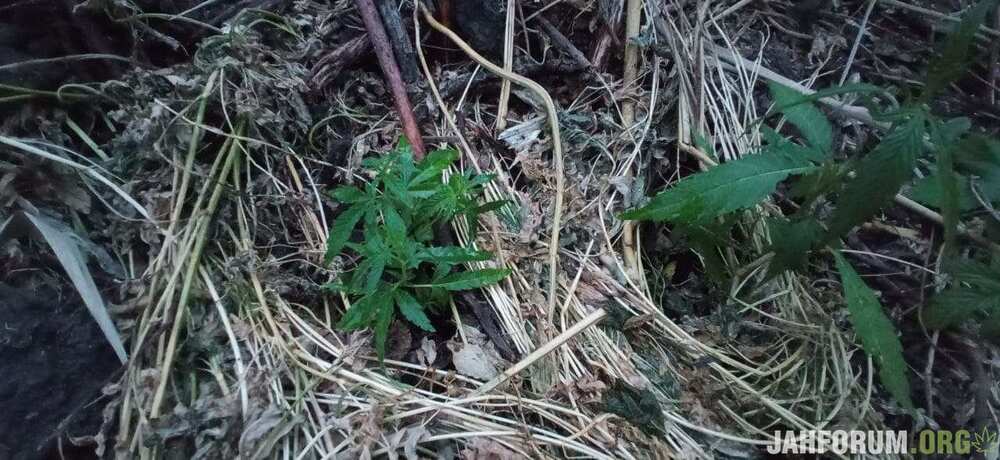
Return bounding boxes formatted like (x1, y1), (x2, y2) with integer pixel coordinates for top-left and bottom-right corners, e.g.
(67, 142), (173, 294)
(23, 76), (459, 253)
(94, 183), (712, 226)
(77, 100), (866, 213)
(0, 284), (120, 460)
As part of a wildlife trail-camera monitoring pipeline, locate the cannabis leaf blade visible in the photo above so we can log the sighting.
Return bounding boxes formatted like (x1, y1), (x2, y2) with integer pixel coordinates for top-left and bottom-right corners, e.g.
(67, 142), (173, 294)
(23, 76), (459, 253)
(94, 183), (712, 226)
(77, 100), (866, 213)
(622, 150), (816, 224)
(825, 114), (924, 240)
(769, 82), (832, 154)
(924, 259), (1000, 329)
(430, 268), (512, 290)
(924, 0), (1000, 101)
(396, 290), (434, 332)
(766, 217), (823, 276)
(374, 291), (395, 361)
(834, 253), (914, 410)
(324, 204), (366, 264)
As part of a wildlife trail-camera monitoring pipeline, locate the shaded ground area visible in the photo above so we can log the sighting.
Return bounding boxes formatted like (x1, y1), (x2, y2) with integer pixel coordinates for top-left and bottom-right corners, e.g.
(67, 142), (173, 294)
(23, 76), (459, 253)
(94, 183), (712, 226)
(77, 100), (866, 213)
(0, 285), (119, 460)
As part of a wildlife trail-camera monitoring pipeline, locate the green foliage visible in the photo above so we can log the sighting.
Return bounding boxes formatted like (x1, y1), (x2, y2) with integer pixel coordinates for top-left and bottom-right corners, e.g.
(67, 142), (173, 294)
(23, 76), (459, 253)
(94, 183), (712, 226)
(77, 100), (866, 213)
(925, 259), (1000, 331)
(768, 81), (833, 155)
(822, 112), (925, 241)
(324, 140), (510, 361)
(923, 0), (1000, 101)
(620, 148), (816, 224)
(834, 253), (914, 410)
(620, 1), (1000, 412)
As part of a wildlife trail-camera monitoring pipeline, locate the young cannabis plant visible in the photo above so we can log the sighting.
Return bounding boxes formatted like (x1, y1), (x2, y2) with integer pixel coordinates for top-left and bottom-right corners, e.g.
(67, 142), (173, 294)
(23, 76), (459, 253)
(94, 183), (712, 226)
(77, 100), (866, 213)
(622, 0), (1000, 411)
(324, 140), (510, 360)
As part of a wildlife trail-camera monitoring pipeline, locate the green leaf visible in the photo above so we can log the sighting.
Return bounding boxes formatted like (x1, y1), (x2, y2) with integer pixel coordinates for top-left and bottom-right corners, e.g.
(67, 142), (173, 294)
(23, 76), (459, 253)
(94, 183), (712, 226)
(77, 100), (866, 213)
(824, 114), (924, 240)
(364, 253), (387, 294)
(411, 148), (458, 186)
(908, 173), (979, 212)
(382, 205), (408, 246)
(766, 217), (823, 276)
(769, 82), (832, 154)
(396, 290), (435, 332)
(954, 135), (1000, 203)
(834, 252), (914, 410)
(324, 204), (366, 264)
(924, 286), (1000, 329)
(330, 185), (366, 203)
(923, 0), (999, 101)
(417, 246), (493, 264)
(621, 150), (816, 223)
(338, 295), (378, 330)
(374, 292), (395, 362)
(925, 259), (1000, 329)
(428, 268), (511, 291)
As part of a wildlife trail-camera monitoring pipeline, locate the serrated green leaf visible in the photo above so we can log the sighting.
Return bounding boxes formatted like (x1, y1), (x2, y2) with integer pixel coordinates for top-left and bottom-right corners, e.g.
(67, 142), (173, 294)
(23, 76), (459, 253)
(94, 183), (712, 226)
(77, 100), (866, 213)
(924, 286), (1000, 329)
(324, 204), (366, 264)
(396, 290), (435, 332)
(925, 258), (1000, 329)
(945, 258), (1000, 289)
(330, 185), (366, 203)
(428, 268), (511, 291)
(954, 135), (1000, 203)
(622, 150), (816, 223)
(365, 254), (387, 294)
(908, 173), (979, 212)
(374, 292), (395, 362)
(411, 148), (458, 186)
(766, 217), (823, 276)
(338, 295), (377, 330)
(834, 253), (914, 410)
(382, 205), (407, 246)
(769, 82), (832, 154)
(825, 114), (924, 240)
(924, 0), (999, 101)
(417, 246), (493, 264)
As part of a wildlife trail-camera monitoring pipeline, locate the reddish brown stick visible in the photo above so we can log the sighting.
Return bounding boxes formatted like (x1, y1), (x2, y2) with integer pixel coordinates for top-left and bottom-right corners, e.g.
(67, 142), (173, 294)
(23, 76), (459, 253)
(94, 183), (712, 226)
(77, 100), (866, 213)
(353, 0), (426, 158)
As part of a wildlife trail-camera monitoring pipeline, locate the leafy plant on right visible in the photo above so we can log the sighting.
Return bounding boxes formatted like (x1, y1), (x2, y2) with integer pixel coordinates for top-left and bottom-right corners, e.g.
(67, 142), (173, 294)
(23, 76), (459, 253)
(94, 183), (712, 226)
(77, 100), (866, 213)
(622, 0), (1000, 411)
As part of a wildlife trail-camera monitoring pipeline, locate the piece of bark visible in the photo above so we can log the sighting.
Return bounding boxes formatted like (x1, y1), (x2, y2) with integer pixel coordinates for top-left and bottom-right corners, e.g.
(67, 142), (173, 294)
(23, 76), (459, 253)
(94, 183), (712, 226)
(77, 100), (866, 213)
(310, 34), (372, 90)
(375, 0), (421, 84)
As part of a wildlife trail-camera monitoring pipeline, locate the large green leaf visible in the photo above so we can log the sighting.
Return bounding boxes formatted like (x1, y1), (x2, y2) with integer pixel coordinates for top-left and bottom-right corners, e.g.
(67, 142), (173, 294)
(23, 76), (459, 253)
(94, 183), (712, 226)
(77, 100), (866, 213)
(416, 246), (493, 264)
(428, 268), (512, 291)
(396, 290), (435, 332)
(834, 253), (914, 410)
(925, 259), (1000, 329)
(908, 173), (979, 212)
(825, 114), (924, 240)
(374, 291), (395, 362)
(324, 203), (366, 264)
(923, 0), (1000, 100)
(766, 216), (823, 276)
(621, 150), (816, 224)
(769, 82), (832, 154)
(337, 295), (377, 330)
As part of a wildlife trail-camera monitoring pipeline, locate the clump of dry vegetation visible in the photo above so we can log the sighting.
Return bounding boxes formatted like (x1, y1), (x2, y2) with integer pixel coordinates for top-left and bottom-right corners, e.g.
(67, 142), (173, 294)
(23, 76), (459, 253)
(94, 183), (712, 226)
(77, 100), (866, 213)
(2, 0), (999, 458)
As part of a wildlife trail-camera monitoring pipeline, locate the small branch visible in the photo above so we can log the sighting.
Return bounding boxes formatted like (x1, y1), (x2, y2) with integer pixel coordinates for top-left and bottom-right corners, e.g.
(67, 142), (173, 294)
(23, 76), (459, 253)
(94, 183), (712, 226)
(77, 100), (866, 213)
(353, 0), (426, 158)
(536, 17), (592, 69)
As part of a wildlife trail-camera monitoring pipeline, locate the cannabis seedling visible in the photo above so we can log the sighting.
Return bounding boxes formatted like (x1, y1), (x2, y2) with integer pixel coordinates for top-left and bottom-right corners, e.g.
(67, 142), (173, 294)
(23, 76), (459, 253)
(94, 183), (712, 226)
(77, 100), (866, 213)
(324, 140), (510, 360)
